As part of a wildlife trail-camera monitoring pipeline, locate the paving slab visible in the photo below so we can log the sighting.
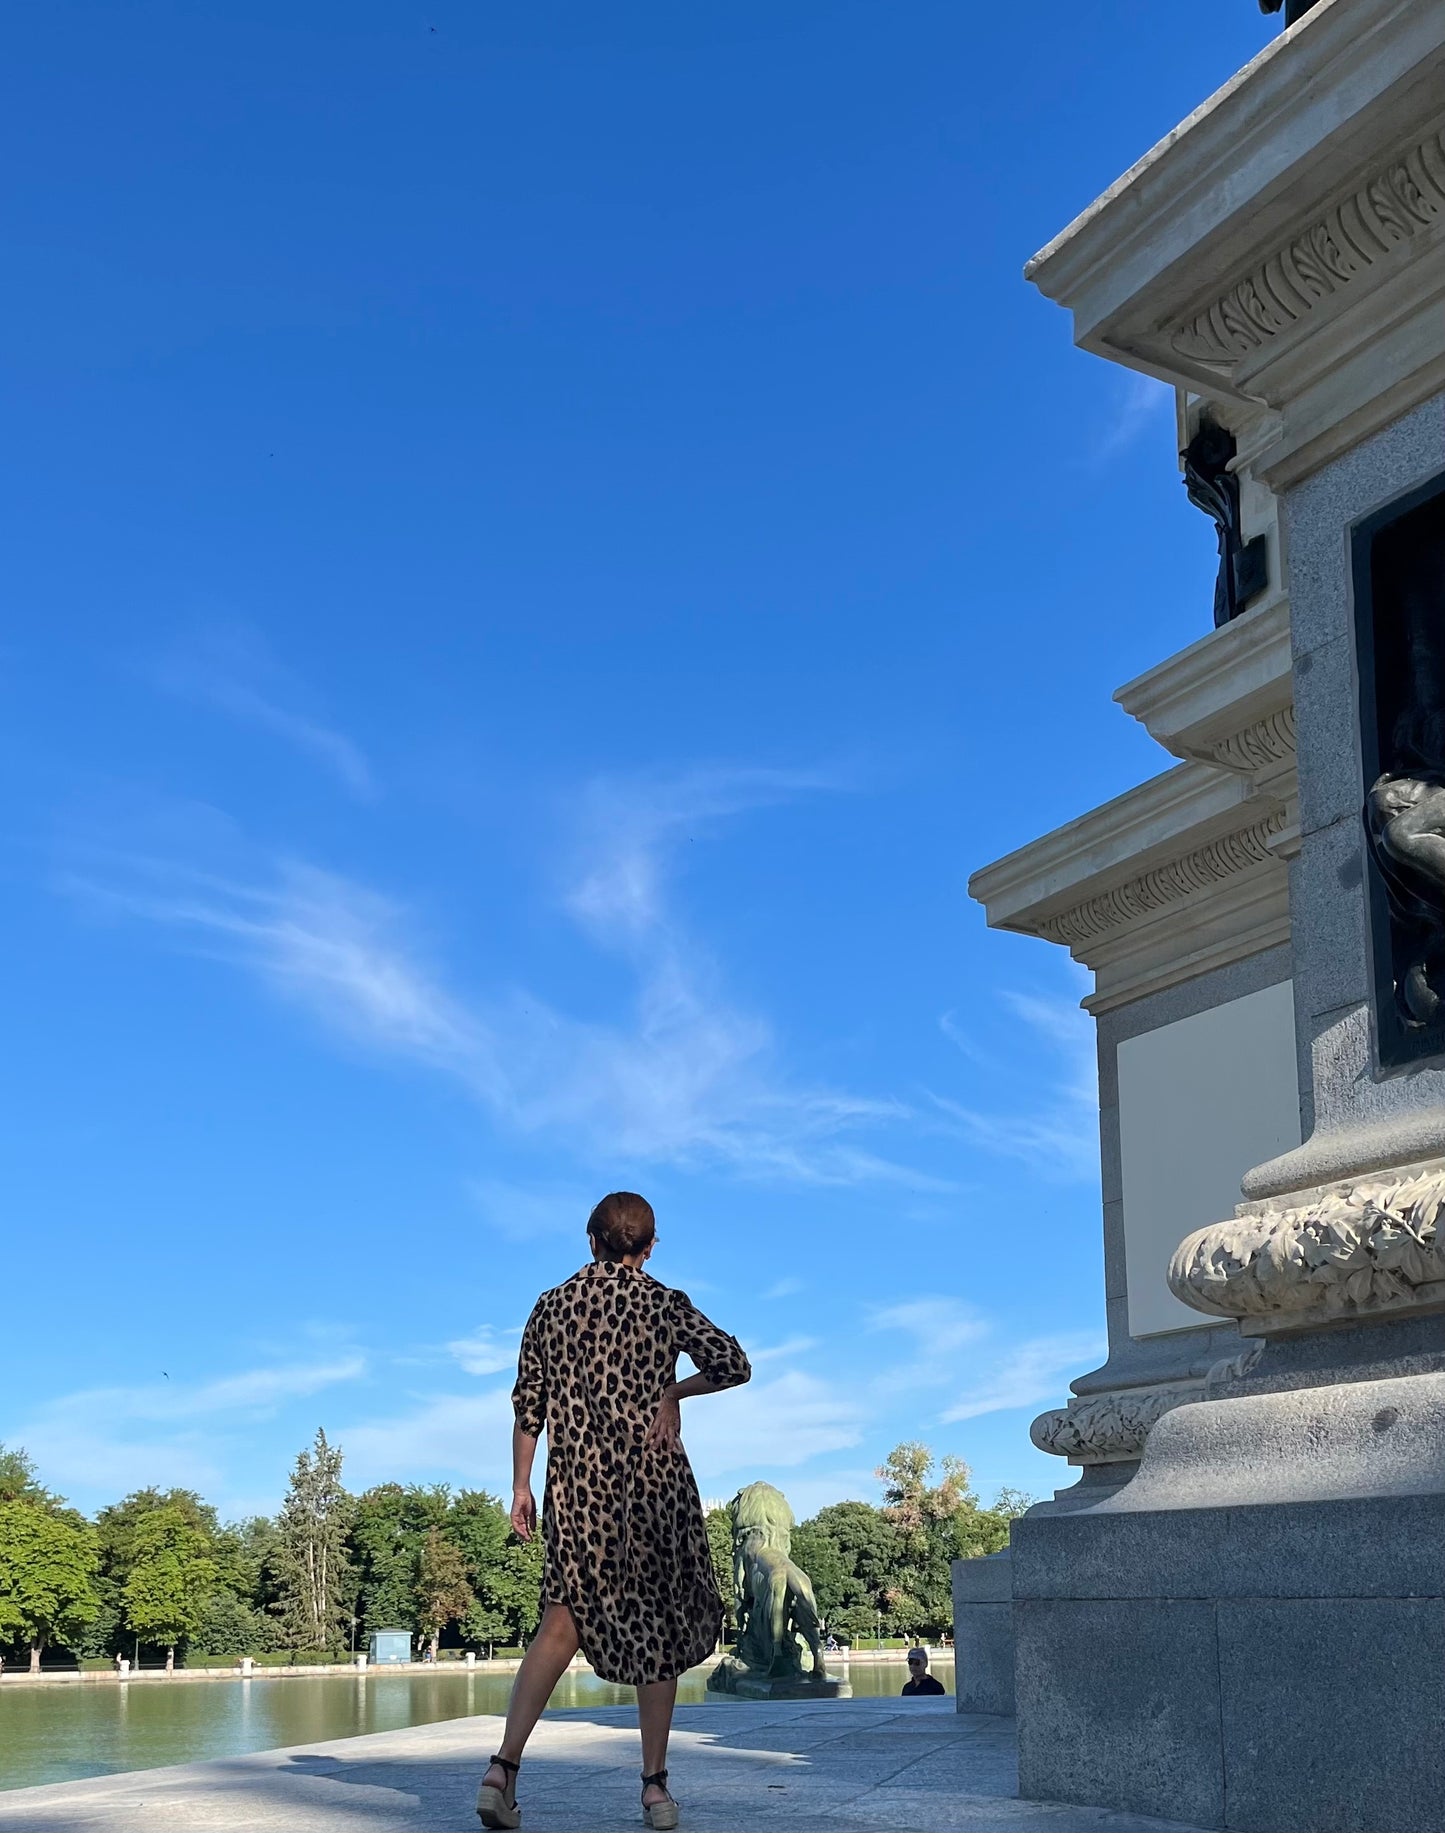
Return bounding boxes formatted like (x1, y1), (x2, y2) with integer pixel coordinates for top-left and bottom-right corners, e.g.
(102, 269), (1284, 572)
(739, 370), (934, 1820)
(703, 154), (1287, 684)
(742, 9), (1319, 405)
(0, 1698), (1208, 1832)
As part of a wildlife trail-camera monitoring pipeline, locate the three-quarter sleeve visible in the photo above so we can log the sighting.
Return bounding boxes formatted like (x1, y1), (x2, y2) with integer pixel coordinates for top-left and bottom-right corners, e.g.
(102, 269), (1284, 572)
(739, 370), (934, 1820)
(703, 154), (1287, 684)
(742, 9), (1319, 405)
(511, 1299), (548, 1437)
(673, 1290), (752, 1389)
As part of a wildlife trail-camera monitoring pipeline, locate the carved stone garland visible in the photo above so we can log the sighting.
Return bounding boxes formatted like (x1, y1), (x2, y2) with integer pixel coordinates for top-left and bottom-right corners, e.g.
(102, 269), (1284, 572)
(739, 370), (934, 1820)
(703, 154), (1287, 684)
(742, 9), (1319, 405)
(1169, 127), (1445, 368)
(1169, 1166), (1445, 1324)
(1030, 1383), (1205, 1463)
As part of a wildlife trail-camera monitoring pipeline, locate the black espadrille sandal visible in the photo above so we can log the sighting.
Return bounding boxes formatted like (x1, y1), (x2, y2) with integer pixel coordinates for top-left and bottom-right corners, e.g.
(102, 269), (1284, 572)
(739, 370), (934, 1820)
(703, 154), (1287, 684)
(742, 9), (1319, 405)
(477, 1754), (521, 1830)
(642, 1768), (679, 1831)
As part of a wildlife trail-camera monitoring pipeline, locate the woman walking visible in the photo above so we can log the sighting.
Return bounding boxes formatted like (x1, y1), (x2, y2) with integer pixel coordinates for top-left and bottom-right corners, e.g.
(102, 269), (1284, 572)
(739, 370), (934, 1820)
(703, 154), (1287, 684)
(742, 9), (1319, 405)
(477, 1192), (751, 1832)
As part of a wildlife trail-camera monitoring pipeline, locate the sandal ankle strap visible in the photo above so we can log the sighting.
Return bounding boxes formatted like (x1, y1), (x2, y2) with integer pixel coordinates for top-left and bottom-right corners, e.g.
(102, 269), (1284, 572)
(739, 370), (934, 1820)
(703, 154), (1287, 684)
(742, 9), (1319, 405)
(641, 1770), (669, 1789)
(489, 1755), (521, 1775)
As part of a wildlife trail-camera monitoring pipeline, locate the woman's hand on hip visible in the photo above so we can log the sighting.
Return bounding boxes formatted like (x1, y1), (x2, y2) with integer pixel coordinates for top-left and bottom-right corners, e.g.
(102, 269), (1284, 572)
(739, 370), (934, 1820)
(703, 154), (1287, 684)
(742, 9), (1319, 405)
(645, 1390), (682, 1453)
(511, 1487), (537, 1540)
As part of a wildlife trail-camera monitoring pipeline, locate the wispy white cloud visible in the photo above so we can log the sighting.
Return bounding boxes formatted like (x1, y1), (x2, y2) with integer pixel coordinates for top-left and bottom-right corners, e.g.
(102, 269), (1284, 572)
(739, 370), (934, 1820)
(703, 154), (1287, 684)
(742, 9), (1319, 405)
(154, 622), (373, 797)
(63, 854), (504, 1091)
(865, 1298), (989, 1396)
(683, 1369), (866, 1481)
(337, 1372), (856, 1497)
(342, 1388), (516, 1489)
(5, 1356), (366, 1499)
(342, 1329), (857, 1496)
(746, 1336), (822, 1364)
(565, 766), (841, 944)
(867, 1297), (986, 1352)
(468, 1180), (596, 1243)
(935, 986), (1098, 1182)
(10, 1426), (226, 1500)
(941, 1331), (1105, 1424)
(27, 1356), (366, 1428)
(937, 1010), (987, 1066)
(446, 1327), (520, 1378)
(1094, 370), (1176, 463)
(769, 1468), (885, 1519)
(62, 767), (935, 1188)
(762, 1278), (803, 1301)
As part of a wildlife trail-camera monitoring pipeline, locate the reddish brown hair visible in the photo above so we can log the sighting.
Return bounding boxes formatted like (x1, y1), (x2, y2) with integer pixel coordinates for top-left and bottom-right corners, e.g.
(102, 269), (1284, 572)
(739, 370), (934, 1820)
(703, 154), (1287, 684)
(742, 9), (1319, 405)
(587, 1191), (656, 1261)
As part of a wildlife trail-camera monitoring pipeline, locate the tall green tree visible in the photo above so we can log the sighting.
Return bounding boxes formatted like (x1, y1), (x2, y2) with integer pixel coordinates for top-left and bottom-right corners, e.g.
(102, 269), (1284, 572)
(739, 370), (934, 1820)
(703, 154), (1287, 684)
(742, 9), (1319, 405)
(348, 1482), (450, 1641)
(188, 1589), (279, 1658)
(787, 1518), (848, 1629)
(878, 1442), (976, 1530)
(97, 1489), (221, 1570)
(482, 1532), (543, 1646)
(415, 1528), (475, 1661)
(786, 1447), (1028, 1646)
(792, 1501), (902, 1640)
(876, 1442), (969, 1631)
(0, 1444), (57, 1509)
(121, 1504), (217, 1672)
(876, 1442), (1022, 1635)
(94, 1487), (221, 1660)
(187, 1514), (285, 1654)
(991, 1486), (1034, 1521)
(448, 1490), (511, 1652)
(0, 1499), (100, 1673)
(212, 1515), (279, 1606)
(447, 1490), (509, 1579)
(447, 1489), (543, 1652)
(274, 1430), (354, 1652)
(705, 1507), (737, 1631)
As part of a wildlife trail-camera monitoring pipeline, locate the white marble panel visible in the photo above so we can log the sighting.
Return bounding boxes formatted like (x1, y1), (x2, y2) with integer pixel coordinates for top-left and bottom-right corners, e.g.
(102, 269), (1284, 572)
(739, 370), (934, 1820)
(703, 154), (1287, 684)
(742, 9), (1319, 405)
(1118, 981), (1301, 1337)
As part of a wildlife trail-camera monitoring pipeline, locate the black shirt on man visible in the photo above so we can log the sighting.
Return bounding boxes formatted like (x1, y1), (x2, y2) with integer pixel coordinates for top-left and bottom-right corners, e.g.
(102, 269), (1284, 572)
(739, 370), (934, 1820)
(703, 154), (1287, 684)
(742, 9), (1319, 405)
(901, 1674), (946, 1696)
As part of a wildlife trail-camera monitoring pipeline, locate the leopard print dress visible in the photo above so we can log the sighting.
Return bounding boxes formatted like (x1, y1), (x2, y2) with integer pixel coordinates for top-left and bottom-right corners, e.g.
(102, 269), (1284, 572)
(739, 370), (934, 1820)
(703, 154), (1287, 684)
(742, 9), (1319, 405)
(512, 1262), (751, 1686)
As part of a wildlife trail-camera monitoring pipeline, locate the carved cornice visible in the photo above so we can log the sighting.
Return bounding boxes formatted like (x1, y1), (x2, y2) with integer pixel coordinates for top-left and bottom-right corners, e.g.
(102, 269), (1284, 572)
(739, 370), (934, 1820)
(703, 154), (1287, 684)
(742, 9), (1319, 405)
(1168, 127), (1445, 369)
(1169, 1165), (1445, 1326)
(1024, 0), (1445, 487)
(1035, 807), (1288, 949)
(1209, 705), (1297, 776)
(1030, 1382), (1204, 1464)
(1115, 596), (1294, 768)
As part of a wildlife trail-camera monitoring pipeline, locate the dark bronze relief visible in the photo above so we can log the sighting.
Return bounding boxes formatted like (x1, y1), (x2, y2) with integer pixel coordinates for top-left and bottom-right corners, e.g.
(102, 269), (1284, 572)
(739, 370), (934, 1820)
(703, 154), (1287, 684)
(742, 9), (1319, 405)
(1355, 473), (1445, 1067)
(1183, 421), (1269, 628)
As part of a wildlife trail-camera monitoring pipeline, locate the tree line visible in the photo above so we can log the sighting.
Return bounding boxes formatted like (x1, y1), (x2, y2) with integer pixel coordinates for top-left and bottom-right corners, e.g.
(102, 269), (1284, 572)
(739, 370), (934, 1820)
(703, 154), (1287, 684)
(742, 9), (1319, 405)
(0, 1432), (542, 1673)
(0, 1433), (1025, 1672)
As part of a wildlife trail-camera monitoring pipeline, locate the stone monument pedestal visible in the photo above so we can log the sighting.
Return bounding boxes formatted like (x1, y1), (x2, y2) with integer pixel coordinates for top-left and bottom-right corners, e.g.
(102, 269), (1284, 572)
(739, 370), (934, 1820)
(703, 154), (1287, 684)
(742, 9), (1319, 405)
(960, 3), (1445, 1828)
(1014, 1318), (1445, 1829)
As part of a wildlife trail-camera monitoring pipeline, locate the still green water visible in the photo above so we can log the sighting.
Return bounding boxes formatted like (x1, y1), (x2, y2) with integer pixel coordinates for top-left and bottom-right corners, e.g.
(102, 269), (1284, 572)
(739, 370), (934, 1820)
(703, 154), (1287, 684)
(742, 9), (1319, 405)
(0, 1659), (942, 1792)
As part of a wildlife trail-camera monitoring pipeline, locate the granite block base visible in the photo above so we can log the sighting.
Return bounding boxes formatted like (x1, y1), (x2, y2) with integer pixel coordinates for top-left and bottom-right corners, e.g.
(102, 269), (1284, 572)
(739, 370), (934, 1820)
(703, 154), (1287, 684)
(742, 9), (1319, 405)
(951, 1550), (1014, 1715)
(1012, 1491), (1445, 1832)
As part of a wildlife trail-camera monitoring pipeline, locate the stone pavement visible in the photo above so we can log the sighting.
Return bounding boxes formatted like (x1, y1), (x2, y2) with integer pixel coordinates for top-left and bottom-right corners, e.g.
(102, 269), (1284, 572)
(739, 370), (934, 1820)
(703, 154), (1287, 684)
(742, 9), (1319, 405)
(0, 1698), (1206, 1832)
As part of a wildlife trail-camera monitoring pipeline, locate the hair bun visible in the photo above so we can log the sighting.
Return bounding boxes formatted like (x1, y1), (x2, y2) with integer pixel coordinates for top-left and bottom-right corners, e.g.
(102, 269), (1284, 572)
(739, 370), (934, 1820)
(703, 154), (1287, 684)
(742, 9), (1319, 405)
(587, 1191), (656, 1260)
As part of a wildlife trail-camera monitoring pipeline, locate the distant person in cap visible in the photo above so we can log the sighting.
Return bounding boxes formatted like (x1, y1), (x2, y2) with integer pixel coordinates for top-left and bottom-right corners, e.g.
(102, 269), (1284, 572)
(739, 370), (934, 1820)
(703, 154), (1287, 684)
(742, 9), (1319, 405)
(901, 1647), (945, 1696)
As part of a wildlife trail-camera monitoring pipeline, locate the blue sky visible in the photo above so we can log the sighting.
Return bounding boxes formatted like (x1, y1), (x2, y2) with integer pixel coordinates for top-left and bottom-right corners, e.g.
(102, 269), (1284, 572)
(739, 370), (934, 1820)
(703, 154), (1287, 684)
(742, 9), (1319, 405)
(4, 2), (1278, 1523)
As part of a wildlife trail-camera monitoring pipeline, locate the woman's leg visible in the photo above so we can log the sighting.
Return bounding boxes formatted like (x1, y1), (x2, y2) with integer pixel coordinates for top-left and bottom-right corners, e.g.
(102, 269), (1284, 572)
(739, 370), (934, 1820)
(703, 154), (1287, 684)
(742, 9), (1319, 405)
(481, 1604), (580, 1791)
(638, 1677), (678, 1804)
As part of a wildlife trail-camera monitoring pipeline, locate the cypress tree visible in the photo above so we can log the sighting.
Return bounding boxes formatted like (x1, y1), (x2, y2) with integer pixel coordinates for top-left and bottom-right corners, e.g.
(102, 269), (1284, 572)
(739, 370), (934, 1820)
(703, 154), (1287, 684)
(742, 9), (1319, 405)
(274, 1429), (354, 1652)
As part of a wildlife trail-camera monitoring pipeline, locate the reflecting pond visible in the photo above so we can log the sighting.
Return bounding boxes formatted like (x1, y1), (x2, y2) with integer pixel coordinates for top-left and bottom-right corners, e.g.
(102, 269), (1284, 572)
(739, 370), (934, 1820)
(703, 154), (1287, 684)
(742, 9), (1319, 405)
(0, 1658), (947, 1792)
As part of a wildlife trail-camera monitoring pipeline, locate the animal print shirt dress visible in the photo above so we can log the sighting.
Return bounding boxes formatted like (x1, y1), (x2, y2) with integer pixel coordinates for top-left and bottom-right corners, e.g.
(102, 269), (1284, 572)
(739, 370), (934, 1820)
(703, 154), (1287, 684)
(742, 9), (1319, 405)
(512, 1262), (751, 1686)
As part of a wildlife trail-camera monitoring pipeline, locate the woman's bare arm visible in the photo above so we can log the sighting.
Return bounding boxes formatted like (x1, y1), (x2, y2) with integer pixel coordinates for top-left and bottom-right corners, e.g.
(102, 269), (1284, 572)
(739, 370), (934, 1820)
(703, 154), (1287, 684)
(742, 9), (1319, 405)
(644, 1372), (728, 1452)
(511, 1422), (540, 1538)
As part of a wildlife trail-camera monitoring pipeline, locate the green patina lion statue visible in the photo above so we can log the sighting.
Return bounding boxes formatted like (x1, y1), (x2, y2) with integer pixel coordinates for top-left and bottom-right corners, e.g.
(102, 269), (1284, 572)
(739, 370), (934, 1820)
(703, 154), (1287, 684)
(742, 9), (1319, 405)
(706, 1481), (830, 1693)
